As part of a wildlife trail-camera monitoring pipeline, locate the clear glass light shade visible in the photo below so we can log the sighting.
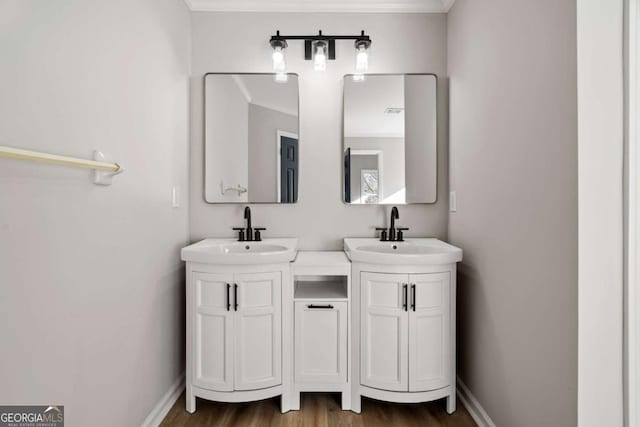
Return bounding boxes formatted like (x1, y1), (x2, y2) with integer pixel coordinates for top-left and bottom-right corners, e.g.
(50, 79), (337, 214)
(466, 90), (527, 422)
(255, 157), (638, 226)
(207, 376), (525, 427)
(313, 43), (327, 71)
(272, 46), (286, 72)
(355, 45), (368, 72)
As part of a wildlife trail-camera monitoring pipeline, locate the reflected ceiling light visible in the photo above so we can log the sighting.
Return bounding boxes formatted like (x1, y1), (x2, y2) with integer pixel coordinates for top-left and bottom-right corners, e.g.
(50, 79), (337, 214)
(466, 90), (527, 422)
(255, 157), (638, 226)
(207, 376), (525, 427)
(268, 30), (372, 73)
(275, 72), (288, 83)
(313, 41), (327, 71)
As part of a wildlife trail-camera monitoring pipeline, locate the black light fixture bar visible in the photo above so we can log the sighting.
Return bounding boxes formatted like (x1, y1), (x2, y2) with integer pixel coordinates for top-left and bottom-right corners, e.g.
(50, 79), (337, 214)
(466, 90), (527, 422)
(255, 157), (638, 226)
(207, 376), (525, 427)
(270, 30), (371, 61)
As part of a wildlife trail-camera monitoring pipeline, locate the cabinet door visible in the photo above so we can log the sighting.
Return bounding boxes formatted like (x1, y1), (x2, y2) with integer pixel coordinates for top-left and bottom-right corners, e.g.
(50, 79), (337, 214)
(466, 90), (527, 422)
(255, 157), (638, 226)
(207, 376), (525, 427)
(361, 272), (409, 391)
(193, 272), (234, 391)
(408, 272), (451, 392)
(295, 301), (347, 384)
(234, 272), (282, 391)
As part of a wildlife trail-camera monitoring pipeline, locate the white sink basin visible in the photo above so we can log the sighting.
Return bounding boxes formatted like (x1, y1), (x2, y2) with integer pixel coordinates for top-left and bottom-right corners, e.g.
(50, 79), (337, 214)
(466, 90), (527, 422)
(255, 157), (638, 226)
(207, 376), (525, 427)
(344, 238), (462, 265)
(181, 238), (298, 265)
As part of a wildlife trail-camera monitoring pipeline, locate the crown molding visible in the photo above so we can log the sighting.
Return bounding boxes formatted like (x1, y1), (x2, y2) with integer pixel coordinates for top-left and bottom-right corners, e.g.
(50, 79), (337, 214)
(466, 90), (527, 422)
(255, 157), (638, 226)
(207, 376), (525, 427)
(183, 0), (455, 13)
(441, 0), (456, 11)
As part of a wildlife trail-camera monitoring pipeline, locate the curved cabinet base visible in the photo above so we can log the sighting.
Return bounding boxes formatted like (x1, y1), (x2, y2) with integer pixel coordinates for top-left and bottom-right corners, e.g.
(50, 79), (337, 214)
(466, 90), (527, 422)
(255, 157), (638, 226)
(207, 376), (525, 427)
(351, 385), (456, 414)
(186, 385), (283, 413)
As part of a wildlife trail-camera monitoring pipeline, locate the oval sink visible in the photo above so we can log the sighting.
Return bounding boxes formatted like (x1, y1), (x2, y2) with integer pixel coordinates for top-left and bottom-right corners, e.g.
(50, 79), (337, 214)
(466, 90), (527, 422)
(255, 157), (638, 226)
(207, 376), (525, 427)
(222, 243), (289, 254)
(344, 238), (462, 265)
(181, 238), (298, 265)
(356, 244), (445, 255)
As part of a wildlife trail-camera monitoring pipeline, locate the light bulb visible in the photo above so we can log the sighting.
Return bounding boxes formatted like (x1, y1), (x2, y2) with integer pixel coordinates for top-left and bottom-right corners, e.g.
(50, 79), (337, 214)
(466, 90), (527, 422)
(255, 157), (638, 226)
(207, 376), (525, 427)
(313, 43), (327, 71)
(272, 46), (286, 72)
(356, 45), (368, 72)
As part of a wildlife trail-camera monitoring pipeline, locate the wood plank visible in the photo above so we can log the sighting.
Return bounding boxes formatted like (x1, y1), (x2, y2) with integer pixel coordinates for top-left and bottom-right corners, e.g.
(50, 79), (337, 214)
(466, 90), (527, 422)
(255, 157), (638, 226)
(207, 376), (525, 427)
(160, 393), (478, 427)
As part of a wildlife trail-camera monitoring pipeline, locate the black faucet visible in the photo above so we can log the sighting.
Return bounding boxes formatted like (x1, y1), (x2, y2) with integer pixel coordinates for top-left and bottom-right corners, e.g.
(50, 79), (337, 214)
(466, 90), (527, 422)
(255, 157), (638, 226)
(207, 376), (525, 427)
(376, 206), (408, 242)
(233, 207), (266, 241)
(244, 206), (253, 240)
(389, 206), (399, 241)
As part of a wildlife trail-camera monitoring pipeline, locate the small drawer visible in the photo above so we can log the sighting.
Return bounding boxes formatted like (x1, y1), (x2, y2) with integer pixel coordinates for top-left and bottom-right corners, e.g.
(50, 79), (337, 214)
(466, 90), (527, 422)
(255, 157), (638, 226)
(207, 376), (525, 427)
(294, 301), (347, 384)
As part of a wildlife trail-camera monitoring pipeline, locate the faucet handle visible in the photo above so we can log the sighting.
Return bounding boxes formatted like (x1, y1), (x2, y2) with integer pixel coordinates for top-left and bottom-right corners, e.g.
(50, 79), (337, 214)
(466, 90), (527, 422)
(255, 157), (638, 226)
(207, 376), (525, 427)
(254, 227), (266, 242)
(375, 227), (388, 242)
(396, 227), (409, 242)
(232, 227), (246, 242)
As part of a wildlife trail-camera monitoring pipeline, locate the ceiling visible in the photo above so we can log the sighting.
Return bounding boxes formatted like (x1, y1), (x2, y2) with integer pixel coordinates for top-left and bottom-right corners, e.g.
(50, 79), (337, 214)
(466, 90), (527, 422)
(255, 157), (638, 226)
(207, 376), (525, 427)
(234, 75), (299, 117)
(344, 75), (404, 138)
(184, 0), (455, 13)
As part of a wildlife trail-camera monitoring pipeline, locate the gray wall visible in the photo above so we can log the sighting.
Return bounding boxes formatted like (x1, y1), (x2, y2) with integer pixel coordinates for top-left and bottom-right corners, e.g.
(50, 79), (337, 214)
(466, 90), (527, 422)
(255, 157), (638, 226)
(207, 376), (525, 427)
(205, 75), (249, 203)
(447, 0), (578, 426)
(405, 75), (437, 203)
(190, 12), (449, 249)
(248, 103), (298, 202)
(0, 1), (190, 425)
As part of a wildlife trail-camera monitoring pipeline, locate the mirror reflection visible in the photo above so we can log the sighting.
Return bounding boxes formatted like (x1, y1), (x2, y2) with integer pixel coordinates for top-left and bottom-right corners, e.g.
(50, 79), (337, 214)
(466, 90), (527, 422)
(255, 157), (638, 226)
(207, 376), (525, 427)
(204, 73), (299, 203)
(343, 74), (437, 205)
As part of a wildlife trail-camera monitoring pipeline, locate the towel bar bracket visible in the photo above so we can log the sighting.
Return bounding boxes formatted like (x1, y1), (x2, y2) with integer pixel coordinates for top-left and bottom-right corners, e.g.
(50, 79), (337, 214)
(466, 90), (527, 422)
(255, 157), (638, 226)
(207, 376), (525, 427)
(93, 150), (125, 186)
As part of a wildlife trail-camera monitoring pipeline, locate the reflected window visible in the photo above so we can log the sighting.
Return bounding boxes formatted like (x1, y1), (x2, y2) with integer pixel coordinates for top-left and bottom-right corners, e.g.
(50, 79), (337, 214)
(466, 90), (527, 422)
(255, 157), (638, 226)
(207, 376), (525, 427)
(361, 169), (379, 204)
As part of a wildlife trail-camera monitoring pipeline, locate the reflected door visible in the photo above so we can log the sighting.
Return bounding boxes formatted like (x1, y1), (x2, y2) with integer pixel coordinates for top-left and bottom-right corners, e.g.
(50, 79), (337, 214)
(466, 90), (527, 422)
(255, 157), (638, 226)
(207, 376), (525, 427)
(280, 135), (298, 203)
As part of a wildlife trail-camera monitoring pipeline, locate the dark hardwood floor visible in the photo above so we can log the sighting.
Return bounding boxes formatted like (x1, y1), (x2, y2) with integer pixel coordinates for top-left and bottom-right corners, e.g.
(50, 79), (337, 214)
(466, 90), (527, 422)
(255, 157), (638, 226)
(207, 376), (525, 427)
(160, 393), (478, 427)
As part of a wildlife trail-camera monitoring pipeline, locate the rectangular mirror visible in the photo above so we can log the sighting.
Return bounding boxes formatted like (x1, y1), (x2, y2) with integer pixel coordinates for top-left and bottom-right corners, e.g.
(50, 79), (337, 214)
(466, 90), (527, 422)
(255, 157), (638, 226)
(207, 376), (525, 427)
(343, 74), (437, 204)
(204, 73), (299, 203)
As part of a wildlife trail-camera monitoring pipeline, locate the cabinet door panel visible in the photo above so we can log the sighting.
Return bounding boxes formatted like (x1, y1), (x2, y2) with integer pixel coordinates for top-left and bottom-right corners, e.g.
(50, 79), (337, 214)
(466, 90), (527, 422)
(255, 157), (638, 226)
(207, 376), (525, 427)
(361, 272), (409, 391)
(409, 272), (451, 392)
(295, 301), (347, 383)
(234, 272), (282, 391)
(193, 272), (234, 391)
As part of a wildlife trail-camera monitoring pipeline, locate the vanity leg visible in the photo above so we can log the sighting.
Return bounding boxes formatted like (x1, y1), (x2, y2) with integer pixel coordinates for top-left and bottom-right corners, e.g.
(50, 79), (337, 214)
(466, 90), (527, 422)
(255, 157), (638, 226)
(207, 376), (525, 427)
(341, 388), (351, 411)
(350, 393), (361, 414)
(186, 388), (195, 414)
(290, 391), (301, 411)
(446, 393), (456, 414)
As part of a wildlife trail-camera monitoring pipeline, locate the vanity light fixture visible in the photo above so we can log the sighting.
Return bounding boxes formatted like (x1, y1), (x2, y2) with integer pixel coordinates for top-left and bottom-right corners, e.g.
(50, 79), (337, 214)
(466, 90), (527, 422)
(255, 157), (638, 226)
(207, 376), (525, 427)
(313, 41), (327, 71)
(355, 39), (370, 72)
(269, 30), (372, 73)
(270, 38), (287, 71)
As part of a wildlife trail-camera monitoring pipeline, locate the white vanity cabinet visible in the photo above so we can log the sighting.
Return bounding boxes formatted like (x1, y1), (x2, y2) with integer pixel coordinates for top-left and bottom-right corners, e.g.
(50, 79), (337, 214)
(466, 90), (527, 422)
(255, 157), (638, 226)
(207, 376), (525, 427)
(291, 251), (352, 410)
(348, 253), (460, 415)
(184, 261), (293, 413)
(361, 272), (450, 392)
(294, 300), (348, 384)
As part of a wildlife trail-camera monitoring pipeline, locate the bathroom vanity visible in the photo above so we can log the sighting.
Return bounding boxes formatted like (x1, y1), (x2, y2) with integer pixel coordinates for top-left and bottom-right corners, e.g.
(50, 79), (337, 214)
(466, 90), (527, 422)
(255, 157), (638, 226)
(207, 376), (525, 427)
(181, 238), (298, 413)
(181, 237), (462, 414)
(182, 69), (462, 415)
(344, 238), (462, 414)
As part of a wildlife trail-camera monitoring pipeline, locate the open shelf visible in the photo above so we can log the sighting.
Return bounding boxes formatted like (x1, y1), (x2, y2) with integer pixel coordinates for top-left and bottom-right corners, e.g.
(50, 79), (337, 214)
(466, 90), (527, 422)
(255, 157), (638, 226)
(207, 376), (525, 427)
(294, 276), (348, 300)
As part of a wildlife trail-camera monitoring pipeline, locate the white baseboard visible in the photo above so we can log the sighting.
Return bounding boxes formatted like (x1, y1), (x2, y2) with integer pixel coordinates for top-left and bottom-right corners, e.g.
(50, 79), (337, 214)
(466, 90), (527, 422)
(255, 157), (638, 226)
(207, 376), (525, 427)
(141, 373), (185, 427)
(457, 376), (497, 427)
